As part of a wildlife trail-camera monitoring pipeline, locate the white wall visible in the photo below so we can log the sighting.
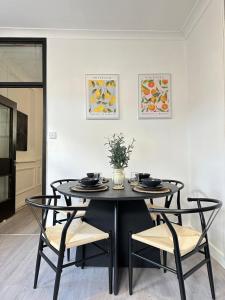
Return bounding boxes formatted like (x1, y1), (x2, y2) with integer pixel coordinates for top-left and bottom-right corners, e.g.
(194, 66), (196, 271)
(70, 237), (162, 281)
(186, 0), (225, 266)
(47, 39), (189, 197)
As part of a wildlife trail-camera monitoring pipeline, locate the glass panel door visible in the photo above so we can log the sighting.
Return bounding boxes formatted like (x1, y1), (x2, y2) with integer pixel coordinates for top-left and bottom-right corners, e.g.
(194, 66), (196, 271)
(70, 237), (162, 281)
(0, 103), (10, 158)
(0, 176), (8, 203)
(0, 95), (16, 221)
(0, 103), (10, 204)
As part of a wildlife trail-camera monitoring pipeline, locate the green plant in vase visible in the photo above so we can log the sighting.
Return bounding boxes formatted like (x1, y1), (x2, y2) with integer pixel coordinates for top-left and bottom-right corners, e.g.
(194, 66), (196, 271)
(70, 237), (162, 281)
(105, 133), (135, 187)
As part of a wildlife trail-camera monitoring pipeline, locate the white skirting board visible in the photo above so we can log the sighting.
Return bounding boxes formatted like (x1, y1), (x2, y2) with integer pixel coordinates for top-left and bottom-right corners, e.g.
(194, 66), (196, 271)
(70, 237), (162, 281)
(209, 241), (225, 269)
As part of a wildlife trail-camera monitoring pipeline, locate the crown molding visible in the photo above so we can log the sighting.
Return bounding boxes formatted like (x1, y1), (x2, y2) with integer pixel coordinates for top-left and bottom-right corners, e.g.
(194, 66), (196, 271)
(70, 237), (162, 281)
(0, 27), (184, 41)
(181, 0), (212, 39)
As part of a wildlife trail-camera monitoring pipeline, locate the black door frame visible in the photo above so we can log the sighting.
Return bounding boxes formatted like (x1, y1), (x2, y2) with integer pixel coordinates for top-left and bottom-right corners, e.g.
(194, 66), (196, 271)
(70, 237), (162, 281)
(0, 95), (17, 219)
(0, 38), (47, 198)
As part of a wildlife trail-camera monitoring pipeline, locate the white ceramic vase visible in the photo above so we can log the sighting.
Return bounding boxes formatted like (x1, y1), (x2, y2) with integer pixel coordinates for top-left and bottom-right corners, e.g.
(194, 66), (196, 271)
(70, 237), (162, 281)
(113, 168), (125, 186)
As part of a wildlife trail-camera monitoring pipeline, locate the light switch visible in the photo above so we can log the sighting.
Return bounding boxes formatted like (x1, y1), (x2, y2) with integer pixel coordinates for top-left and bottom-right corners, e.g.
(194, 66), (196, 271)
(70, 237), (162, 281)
(48, 131), (57, 139)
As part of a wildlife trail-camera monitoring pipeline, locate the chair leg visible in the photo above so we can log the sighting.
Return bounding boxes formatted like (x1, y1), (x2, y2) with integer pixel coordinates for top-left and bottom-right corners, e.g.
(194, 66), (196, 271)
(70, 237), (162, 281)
(53, 250), (64, 300)
(128, 232), (133, 295)
(67, 248), (70, 261)
(81, 245), (85, 269)
(108, 232), (113, 294)
(205, 244), (216, 299)
(163, 251), (167, 273)
(53, 211), (57, 226)
(33, 238), (43, 289)
(174, 250), (186, 300)
(66, 212), (71, 261)
(156, 215), (161, 226)
(178, 214), (182, 226)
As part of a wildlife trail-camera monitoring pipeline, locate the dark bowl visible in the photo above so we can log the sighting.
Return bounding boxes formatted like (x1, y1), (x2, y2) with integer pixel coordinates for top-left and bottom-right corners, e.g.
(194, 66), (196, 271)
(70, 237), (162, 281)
(138, 173), (150, 181)
(87, 173), (95, 178)
(80, 177), (99, 186)
(141, 178), (161, 188)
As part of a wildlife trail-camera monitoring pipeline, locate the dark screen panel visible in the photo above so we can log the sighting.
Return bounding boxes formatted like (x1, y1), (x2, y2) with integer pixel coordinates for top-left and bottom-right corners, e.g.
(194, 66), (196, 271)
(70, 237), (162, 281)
(16, 111), (28, 151)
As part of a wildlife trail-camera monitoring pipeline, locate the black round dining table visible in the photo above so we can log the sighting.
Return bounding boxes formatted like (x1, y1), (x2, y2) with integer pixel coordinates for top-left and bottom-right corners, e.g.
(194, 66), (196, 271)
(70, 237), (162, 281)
(57, 179), (179, 295)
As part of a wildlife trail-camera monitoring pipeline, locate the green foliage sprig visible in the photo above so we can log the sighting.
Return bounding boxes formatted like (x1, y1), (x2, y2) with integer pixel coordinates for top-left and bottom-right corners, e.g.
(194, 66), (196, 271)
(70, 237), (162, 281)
(105, 133), (135, 169)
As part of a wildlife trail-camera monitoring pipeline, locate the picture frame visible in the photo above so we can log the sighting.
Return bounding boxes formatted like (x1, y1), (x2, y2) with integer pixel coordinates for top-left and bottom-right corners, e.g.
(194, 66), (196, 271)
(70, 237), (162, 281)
(85, 74), (119, 120)
(138, 73), (172, 119)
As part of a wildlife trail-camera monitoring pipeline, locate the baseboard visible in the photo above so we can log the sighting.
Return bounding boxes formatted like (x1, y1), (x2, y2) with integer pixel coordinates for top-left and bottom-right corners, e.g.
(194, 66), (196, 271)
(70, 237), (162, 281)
(209, 241), (225, 269)
(189, 223), (225, 269)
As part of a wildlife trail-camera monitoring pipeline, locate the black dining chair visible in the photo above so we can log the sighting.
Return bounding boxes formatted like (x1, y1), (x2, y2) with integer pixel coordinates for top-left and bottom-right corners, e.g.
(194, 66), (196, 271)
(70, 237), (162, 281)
(128, 197), (222, 300)
(50, 179), (89, 261)
(26, 195), (113, 300)
(146, 180), (184, 272)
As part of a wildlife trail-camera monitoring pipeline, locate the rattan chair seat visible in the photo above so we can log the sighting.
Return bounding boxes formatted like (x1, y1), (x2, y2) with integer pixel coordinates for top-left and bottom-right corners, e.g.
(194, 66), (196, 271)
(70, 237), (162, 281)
(46, 219), (109, 250)
(132, 223), (205, 256)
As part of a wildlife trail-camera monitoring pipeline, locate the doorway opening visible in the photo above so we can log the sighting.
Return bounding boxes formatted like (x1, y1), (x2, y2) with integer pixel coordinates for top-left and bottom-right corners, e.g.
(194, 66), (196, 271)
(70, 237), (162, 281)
(0, 38), (46, 221)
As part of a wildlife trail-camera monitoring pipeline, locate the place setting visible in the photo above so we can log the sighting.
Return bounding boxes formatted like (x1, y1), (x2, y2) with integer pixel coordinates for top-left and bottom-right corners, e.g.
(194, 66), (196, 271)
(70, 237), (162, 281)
(70, 173), (109, 193)
(129, 172), (171, 194)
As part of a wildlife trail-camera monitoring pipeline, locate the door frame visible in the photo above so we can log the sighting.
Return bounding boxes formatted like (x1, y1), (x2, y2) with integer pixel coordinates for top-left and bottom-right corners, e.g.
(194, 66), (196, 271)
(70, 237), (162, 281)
(0, 38), (47, 197)
(0, 94), (17, 219)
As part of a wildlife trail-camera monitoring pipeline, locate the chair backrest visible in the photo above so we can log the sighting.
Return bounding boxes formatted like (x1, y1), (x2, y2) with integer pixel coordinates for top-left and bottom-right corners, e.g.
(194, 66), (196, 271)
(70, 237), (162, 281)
(25, 195), (88, 251)
(149, 179), (184, 225)
(50, 179), (80, 206)
(149, 198), (222, 254)
(161, 179), (184, 209)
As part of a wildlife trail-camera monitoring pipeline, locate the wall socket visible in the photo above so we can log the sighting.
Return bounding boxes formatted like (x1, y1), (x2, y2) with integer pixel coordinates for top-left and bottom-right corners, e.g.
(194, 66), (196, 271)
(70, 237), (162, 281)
(48, 131), (57, 139)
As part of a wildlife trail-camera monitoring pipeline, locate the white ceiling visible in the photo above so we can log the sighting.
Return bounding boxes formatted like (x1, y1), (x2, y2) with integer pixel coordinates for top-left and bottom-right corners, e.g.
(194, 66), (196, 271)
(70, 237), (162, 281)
(0, 0), (198, 32)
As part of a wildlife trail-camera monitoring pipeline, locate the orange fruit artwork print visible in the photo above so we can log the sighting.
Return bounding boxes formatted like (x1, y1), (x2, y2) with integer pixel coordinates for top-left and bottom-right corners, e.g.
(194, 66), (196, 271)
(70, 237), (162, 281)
(140, 75), (170, 117)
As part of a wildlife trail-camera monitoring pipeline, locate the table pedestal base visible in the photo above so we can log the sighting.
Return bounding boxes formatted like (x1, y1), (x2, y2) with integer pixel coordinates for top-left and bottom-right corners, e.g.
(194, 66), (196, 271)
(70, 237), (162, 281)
(76, 199), (160, 294)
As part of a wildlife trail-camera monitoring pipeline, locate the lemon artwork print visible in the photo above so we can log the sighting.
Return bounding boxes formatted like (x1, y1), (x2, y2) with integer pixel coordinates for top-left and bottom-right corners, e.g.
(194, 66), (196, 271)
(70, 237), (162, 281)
(86, 74), (119, 119)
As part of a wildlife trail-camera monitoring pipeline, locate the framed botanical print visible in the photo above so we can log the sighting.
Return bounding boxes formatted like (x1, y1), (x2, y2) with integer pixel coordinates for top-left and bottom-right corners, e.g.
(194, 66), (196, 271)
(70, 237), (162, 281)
(138, 73), (172, 119)
(85, 74), (119, 119)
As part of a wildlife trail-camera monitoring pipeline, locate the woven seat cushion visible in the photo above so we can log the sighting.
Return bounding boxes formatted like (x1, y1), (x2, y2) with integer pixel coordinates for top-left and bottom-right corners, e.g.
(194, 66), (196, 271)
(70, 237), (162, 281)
(132, 223), (204, 256)
(45, 219), (109, 250)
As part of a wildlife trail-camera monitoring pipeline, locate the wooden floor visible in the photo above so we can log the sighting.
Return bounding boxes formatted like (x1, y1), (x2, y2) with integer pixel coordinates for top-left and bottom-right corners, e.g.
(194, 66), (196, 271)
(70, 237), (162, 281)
(0, 207), (225, 300)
